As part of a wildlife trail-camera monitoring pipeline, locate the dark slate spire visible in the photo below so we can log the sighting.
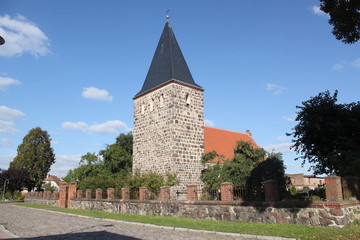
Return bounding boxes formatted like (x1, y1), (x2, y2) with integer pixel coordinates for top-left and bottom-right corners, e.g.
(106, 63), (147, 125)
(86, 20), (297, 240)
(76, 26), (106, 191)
(135, 22), (202, 98)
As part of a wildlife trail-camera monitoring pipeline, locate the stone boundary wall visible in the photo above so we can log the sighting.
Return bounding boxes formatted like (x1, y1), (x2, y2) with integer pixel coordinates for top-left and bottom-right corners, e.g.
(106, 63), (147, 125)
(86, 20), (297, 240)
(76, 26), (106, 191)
(68, 199), (360, 228)
(24, 198), (59, 207)
(70, 199), (120, 213)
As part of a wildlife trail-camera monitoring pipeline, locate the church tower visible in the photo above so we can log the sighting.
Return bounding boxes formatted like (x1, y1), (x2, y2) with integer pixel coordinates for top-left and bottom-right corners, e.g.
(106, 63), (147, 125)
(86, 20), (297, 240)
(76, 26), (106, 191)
(133, 21), (204, 195)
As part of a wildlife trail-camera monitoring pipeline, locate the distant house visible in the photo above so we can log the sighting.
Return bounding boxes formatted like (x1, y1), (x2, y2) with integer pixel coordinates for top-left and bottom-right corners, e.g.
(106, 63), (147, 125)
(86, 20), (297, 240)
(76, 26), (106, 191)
(286, 173), (325, 190)
(43, 175), (62, 191)
(204, 126), (258, 163)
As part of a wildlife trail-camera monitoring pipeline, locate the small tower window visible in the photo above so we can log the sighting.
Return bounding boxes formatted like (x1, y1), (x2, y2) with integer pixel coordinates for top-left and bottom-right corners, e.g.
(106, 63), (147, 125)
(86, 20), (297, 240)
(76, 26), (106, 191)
(160, 94), (164, 108)
(186, 93), (191, 106)
(141, 104), (145, 114)
(150, 99), (154, 112)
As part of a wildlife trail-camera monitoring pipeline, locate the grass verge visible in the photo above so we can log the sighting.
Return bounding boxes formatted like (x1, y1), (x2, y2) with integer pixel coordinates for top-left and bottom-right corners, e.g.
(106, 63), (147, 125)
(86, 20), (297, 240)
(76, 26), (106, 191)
(16, 203), (360, 240)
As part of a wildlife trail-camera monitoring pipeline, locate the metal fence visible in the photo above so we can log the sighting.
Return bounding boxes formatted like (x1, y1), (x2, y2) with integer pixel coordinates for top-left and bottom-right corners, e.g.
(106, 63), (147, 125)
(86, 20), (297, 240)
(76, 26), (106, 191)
(201, 188), (221, 200)
(233, 187), (249, 201)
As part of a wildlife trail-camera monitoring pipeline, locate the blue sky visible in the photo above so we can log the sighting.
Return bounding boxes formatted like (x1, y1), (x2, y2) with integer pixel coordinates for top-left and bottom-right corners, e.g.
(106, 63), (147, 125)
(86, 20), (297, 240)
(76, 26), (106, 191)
(1, 1), (359, 177)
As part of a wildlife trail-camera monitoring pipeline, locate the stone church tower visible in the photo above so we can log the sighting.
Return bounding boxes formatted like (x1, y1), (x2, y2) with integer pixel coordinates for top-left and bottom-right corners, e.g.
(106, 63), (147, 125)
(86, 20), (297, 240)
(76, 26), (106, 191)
(133, 21), (204, 195)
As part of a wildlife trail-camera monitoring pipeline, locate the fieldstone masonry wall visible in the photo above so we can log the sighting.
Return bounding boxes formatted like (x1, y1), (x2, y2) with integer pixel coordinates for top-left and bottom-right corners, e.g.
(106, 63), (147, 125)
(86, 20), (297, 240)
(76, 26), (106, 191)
(26, 178), (360, 228)
(133, 83), (204, 197)
(67, 199), (360, 228)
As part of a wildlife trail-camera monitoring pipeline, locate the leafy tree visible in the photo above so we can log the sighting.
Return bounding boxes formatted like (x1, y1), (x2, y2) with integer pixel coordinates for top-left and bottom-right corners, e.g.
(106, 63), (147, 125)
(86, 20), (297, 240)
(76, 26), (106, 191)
(320, 0), (360, 44)
(233, 141), (266, 164)
(0, 168), (31, 194)
(247, 152), (290, 200)
(125, 171), (179, 198)
(288, 90), (360, 177)
(201, 141), (266, 190)
(63, 152), (105, 182)
(10, 127), (55, 191)
(43, 182), (56, 193)
(100, 133), (133, 174)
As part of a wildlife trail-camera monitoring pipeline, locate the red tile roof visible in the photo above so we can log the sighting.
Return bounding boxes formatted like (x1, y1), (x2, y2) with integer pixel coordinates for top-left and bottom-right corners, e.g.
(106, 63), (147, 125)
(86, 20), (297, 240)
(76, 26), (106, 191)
(44, 175), (62, 185)
(204, 126), (258, 163)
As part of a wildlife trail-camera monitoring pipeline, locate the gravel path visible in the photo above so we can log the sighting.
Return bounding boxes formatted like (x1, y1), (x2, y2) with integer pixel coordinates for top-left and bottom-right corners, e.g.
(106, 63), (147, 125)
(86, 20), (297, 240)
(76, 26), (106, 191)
(0, 203), (270, 240)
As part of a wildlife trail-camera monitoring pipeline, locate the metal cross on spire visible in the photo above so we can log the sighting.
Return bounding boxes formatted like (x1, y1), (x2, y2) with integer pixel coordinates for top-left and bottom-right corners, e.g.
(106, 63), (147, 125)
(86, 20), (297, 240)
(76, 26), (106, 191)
(166, 10), (170, 22)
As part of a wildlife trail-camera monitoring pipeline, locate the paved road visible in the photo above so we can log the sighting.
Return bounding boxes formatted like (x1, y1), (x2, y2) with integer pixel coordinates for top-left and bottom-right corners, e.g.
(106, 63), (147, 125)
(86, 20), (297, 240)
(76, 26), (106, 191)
(0, 203), (272, 240)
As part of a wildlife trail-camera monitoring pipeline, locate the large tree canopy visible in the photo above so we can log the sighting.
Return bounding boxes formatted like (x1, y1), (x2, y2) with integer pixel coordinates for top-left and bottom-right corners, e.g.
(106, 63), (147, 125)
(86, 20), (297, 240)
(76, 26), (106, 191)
(201, 141), (267, 189)
(0, 168), (30, 193)
(288, 90), (360, 177)
(10, 127), (55, 191)
(100, 132), (133, 174)
(320, 0), (360, 44)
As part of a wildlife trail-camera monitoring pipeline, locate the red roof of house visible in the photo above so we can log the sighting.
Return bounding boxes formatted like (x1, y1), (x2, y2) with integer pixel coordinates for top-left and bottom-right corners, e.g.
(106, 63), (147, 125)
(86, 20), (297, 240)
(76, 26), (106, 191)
(44, 175), (62, 185)
(204, 126), (258, 163)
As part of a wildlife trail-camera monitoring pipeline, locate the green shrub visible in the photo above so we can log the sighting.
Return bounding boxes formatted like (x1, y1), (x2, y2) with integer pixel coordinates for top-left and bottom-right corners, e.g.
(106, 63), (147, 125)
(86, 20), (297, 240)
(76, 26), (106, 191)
(290, 186), (298, 196)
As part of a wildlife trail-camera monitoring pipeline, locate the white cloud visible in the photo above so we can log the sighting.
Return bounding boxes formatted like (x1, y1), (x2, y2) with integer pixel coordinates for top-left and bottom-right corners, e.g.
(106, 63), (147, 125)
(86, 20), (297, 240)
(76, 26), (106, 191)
(263, 142), (294, 154)
(0, 77), (21, 90)
(82, 87), (114, 102)
(1, 138), (13, 147)
(0, 156), (14, 170)
(276, 135), (290, 142)
(310, 5), (327, 16)
(351, 58), (360, 69)
(204, 119), (216, 127)
(55, 154), (82, 166)
(51, 140), (60, 145)
(0, 120), (19, 133)
(50, 154), (82, 177)
(0, 14), (51, 57)
(265, 83), (287, 95)
(62, 120), (131, 134)
(283, 115), (295, 122)
(332, 63), (344, 71)
(0, 106), (25, 120)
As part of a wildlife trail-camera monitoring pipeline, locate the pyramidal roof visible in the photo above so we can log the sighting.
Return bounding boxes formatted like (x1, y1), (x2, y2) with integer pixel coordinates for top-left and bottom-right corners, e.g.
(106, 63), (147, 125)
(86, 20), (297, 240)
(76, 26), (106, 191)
(134, 21), (203, 98)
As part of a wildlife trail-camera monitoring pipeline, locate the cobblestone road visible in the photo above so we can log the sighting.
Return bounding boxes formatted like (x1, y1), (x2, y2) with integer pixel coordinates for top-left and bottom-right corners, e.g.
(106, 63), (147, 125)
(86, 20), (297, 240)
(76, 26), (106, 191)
(0, 203), (270, 240)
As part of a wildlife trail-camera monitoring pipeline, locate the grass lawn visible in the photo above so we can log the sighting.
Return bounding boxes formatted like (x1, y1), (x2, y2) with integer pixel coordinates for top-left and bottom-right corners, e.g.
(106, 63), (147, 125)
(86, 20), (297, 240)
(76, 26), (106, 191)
(16, 203), (360, 240)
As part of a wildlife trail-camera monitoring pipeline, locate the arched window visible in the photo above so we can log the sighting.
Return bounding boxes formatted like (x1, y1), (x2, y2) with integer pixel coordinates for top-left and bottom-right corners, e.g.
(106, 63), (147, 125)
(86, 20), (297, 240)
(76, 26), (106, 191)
(150, 99), (154, 112)
(141, 104), (145, 114)
(186, 93), (191, 106)
(160, 94), (164, 108)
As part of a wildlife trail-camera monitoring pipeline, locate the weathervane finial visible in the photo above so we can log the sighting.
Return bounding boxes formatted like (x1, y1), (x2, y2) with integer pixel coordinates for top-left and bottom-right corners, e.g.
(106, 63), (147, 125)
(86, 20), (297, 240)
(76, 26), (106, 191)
(166, 10), (170, 22)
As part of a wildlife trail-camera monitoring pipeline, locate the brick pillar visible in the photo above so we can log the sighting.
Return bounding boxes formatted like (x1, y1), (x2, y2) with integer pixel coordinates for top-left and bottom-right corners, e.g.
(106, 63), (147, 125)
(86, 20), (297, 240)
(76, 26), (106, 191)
(342, 177), (359, 200)
(264, 179), (279, 202)
(86, 189), (92, 200)
(59, 182), (67, 208)
(139, 187), (149, 200)
(107, 188), (115, 200)
(76, 190), (83, 199)
(121, 187), (130, 200)
(96, 188), (102, 200)
(52, 191), (59, 199)
(160, 186), (171, 200)
(67, 182), (77, 208)
(325, 176), (343, 201)
(187, 185), (198, 200)
(220, 182), (234, 201)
